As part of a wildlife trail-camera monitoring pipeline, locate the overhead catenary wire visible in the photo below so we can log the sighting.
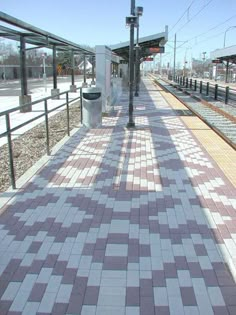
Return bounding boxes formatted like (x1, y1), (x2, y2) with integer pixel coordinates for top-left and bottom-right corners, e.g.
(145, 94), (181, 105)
(175, 0), (215, 34)
(168, 0), (216, 43)
(186, 13), (236, 45)
(169, 0), (196, 34)
(167, 13), (236, 56)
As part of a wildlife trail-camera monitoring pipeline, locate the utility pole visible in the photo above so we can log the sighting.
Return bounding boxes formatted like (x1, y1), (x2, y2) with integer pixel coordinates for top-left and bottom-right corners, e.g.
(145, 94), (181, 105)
(173, 33), (176, 80)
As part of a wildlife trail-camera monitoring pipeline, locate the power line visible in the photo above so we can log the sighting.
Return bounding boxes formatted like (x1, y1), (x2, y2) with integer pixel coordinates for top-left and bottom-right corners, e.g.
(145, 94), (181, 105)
(175, 13), (236, 51)
(169, 0), (196, 33)
(188, 13), (236, 43)
(175, 0), (215, 34)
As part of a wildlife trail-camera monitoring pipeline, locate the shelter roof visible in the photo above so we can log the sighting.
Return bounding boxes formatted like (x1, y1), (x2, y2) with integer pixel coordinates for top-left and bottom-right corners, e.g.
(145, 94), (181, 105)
(210, 45), (236, 64)
(110, 26), (168, 60)
(0, 11), (94, 55)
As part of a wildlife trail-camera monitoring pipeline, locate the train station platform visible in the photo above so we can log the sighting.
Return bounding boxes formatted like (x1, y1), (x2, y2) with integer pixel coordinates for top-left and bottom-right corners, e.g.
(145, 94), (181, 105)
(0, 77), (236, 315)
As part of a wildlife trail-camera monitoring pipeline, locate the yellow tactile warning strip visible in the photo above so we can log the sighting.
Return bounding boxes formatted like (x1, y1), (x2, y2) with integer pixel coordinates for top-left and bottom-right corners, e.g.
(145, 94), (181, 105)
(158, 87), (236, 187)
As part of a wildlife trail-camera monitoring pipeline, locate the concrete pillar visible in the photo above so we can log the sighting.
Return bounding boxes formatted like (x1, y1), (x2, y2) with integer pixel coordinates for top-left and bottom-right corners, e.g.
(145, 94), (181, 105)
(82, 82), (88, 88)
(19, 95), (32, 113)
(70, 85), (77, 92)
(51, 88), (60, 99)
(95, 45), (112, 113)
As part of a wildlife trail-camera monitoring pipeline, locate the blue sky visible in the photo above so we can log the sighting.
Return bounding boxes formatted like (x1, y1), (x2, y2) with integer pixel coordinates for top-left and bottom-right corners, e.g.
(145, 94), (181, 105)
(1, 0), (236, 66)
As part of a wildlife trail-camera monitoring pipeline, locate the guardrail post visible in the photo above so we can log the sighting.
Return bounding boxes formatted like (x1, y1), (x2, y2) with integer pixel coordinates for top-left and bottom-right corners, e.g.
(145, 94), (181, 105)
(186, 78), (188, 88)
(190, 78), (192, 89)
(80, 88), (83, 124)
(66, 92), (70, 136)
(214, 84), (218, 100)
(183, 76), (185, 86)
(206, 82), (209, 96)
(200, 81), (203, 94)
(194, 80), (197, 91)
(6, 113), (16, 189)
(44, 100), (50, 156)
(225, 86), (229, 104)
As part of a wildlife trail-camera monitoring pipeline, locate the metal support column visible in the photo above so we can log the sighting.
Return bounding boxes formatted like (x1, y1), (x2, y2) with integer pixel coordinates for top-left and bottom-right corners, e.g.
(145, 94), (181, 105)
(53, 46), (57, 89)
(82, 54), (87, 87)
(71, 51), (75, 85)
(127, 0), (136, 128)
(20, 36), (27, 97)
(225, 60), (229, 83)
(51, 45), (60, 99)
(70, 51), (77, 92)
(19, 35), (32, 112)
(134, 16), (140, 97)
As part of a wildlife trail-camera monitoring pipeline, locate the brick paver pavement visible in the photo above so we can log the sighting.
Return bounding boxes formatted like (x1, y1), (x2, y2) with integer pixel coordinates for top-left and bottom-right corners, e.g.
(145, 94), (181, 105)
(0, 78), (236, 315)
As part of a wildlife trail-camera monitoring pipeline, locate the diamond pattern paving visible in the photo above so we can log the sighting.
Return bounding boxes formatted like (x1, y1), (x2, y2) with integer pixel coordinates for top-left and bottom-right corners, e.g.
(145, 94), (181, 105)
(0, 78), (236, 314)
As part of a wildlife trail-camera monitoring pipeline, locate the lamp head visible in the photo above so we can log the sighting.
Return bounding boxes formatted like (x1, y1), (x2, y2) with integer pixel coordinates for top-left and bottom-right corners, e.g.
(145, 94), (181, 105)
(135, 6), (143, 16)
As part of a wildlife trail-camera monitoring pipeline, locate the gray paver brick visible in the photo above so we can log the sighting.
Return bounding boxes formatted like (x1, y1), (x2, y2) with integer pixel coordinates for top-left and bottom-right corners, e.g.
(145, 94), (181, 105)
(10, 289), (31, 312)
(38, 292), (57, 313)
(22, 302), (40, 315)
(1, 282), (21, 300)
(56, 284), (73, 303)
(0, 77), (236, 315)
(36, 267), (53, 283)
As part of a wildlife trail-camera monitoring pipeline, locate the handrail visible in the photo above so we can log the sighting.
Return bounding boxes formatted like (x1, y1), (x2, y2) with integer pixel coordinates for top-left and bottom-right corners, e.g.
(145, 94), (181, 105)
(0, 87), (82, 189)
(0, 88), (80, 117)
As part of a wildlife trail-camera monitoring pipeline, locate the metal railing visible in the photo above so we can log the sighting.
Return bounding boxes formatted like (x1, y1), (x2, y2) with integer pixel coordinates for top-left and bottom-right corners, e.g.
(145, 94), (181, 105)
(172, 76), (236, 106)
(0, 87), (83, 189)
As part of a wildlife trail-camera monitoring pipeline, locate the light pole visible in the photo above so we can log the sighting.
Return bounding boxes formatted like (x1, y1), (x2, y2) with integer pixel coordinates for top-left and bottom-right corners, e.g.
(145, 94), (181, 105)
(223, 26), (236, 48)
(126, 0), (137, 128)
(134, 6), (143, 97)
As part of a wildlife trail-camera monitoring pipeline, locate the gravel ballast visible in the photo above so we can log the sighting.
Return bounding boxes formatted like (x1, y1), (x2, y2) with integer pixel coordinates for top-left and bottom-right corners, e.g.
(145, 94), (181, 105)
(0, 101), (81, 192)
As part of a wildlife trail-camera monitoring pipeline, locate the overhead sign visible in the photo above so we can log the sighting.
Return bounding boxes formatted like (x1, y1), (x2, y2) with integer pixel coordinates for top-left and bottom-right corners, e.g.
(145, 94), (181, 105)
(145, 47), (165, 54)
(212, 59), (222, 64)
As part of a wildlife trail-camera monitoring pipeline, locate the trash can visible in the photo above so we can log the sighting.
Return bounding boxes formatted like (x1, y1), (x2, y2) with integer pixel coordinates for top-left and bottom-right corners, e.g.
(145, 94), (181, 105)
(82, 87), (102, 128)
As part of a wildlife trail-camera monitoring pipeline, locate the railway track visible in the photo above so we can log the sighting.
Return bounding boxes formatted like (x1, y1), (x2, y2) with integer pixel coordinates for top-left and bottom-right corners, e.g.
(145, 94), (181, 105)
(153, 78), (236, 150)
